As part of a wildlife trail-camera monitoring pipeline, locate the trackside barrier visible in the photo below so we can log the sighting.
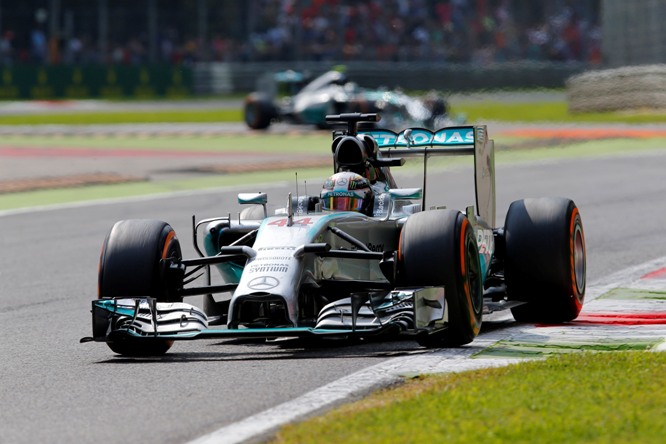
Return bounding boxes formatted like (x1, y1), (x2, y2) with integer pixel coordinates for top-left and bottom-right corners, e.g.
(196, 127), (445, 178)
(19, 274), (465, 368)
(0, 64), (193, 100)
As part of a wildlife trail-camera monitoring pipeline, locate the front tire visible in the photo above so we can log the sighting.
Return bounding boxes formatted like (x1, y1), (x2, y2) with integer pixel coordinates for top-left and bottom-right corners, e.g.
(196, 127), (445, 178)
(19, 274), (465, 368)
(98, 219), (183, 356)
(504, 198), (586, 322)
(398, 210), (483, 347)
(244, 92), (276, 130)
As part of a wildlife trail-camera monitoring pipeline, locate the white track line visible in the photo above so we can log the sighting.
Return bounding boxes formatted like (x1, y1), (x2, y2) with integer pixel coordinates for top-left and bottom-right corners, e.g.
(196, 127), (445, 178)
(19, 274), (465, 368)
(188, 255), (666, 444)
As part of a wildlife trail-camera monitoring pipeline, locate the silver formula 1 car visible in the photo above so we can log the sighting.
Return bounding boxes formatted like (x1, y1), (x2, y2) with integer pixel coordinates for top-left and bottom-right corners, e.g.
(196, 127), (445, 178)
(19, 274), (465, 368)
(243, 69), (459, 130)
(82, 113), (586, 356)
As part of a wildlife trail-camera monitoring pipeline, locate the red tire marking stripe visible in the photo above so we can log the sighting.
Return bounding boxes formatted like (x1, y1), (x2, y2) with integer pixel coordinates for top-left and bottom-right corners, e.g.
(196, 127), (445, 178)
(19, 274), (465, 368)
(459, 217), (468, 276)
(460, 217), (478, 331)
(569, 207), (584, 308)
(162, 230), (176, 259)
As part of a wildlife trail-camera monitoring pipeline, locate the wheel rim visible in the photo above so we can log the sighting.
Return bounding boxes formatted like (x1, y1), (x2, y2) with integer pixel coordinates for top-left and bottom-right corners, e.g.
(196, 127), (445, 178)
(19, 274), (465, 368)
(573, 223), (586, 295)
(245, 105), (255, 125)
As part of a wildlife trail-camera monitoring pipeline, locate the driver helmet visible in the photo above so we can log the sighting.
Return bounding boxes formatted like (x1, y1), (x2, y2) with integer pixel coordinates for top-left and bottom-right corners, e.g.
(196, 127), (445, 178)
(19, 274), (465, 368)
(320, 172), (373, 214)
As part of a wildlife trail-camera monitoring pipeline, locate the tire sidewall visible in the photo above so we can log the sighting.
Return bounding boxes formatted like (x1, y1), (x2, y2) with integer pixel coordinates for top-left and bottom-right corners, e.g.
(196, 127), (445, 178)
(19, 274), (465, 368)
(99, 219), (182, 302)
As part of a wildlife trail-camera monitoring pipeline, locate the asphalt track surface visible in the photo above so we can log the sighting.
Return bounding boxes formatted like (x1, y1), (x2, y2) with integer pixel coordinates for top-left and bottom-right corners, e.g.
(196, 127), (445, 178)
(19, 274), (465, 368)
(2, 120), (666, 443)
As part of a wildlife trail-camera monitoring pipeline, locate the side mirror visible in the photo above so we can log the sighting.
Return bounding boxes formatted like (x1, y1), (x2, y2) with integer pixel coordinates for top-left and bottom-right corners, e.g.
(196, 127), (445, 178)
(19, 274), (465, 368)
(238, 193), (268, 205)
(388, 188), (422, 200)
(238, 193), (268, 219)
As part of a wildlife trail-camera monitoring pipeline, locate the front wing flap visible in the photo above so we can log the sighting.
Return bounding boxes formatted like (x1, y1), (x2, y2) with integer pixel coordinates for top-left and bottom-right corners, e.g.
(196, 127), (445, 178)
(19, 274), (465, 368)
(90, 298), (209, 341)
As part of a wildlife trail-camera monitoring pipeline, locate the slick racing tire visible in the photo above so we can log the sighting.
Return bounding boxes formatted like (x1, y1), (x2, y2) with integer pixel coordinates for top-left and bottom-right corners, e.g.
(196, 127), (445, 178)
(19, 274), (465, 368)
(98, 219), (183, 356)
(398, 210), (483, 347)
(244, 92), (276, 130)
(504, 198), (586, 323)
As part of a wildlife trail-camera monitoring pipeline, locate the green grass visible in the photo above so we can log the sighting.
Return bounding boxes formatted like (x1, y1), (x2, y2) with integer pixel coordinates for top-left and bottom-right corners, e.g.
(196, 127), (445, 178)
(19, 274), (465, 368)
(272, 351), (666, 444)
(452, 101), (666, 123)
(0, 109), (242, 125)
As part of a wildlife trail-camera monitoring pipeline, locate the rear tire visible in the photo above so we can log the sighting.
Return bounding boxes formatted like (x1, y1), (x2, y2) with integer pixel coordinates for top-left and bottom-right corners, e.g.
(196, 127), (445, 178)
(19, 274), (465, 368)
(244, 92), (276, 130)
(98, 219), (183, 356)
(504, 198), (586, 322)
(398, 210), (483, 347)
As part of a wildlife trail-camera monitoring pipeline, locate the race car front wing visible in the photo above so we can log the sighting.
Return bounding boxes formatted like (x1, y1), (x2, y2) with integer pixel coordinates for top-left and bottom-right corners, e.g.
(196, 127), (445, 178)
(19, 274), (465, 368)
(81, 287), (448, 344)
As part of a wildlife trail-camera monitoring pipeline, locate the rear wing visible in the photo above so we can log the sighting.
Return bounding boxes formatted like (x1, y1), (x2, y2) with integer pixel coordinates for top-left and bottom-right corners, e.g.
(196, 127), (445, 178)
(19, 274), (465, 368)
(360, 126), (496, 227)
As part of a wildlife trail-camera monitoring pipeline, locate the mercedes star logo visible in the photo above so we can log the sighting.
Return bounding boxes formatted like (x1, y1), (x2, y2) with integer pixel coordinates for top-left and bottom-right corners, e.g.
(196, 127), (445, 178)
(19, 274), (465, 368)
(248, 276), (280, 290)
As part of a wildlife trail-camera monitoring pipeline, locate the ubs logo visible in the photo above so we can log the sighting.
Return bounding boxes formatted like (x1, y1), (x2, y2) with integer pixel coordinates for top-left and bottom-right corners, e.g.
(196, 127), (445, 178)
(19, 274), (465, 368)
(374, 193), (386, 216)
(296, 196), (306, 215)
(248, 276), (280, 290)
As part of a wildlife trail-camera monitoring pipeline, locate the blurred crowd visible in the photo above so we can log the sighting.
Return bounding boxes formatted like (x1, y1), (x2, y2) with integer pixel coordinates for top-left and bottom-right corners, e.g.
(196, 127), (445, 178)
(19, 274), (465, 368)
(0, 0), (601, 66)
(239, 0), (602, 64)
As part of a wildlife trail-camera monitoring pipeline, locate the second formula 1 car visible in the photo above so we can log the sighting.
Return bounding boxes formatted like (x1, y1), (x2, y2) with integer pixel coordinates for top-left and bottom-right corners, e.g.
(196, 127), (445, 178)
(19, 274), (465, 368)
(243, 69), (459, 130)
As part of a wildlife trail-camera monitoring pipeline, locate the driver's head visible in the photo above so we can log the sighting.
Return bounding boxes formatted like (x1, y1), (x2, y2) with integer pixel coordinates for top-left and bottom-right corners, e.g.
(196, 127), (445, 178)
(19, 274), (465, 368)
(320, 172), (373, 214)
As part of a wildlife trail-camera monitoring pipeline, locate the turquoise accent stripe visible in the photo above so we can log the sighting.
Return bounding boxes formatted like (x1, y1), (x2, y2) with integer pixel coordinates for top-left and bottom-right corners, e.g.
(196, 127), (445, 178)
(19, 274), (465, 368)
(123, 326), (388, 339)
(479, 255), (488, 282)
(95, 299), (138, 316)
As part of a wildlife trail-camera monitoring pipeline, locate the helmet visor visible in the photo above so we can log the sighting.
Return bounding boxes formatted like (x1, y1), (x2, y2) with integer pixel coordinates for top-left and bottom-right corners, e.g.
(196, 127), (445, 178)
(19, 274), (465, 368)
(323, 196), (365, 212)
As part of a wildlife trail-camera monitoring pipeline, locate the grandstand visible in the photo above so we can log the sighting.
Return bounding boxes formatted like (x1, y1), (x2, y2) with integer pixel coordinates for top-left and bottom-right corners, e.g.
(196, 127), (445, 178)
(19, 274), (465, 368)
(1, 0), (601, 65)
(13, 0), (666, 100)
